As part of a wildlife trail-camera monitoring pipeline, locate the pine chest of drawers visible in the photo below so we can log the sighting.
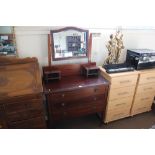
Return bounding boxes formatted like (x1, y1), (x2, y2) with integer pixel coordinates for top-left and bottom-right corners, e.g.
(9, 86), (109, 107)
(99, 67), (139, 123)
(43, 64), (109, 127)
(131, 69), (155, 116)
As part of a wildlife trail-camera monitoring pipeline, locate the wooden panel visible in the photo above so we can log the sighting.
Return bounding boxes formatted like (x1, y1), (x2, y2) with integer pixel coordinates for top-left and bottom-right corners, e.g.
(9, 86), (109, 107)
(8, 116), (46, 129)
(108, 86), (135, 101)
(136, 83), (155, 95)
(105, 108), (130, 123)
(133, 94), (154, 107)
(107, 97), (133, 110)
(0, 105), (7, 129)
(111, 74), (138, 89)
(131, 106), (151, 116)
(139, 72), (155, 85)
(49, 85), (106, 103)
(43, 62), (96, 77)
(0, 60), (42, 99)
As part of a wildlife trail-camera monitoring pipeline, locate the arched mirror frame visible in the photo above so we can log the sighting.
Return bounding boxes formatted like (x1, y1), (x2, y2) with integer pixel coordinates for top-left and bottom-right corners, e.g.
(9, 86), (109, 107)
(48, 27), (89, 65)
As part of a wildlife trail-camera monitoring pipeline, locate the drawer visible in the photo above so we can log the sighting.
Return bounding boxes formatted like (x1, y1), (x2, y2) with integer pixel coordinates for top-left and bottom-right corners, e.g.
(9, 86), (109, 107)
(133, 94), (154, 107)
(51, 94), (105, 109)
(51, 100), (105, 121)
(108, 86), (135, 101)
(111, 75), (138, 89)
(139, 72), (155, 85)
(131, 106), (151, 116)
(136, 83), (155, 95)
(5, 99), (43, 113)
(49, 85), (106, 103)
(5, 99), (44, 122)
(8, 116), (46, 129)
(107, 97), (133, 110)
(105, 108), (130, 123)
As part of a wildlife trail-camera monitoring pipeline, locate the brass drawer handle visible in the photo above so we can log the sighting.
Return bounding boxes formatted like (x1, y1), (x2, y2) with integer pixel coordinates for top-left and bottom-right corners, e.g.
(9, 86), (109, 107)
(118, 92), (128, 95)
(115, 103), (125, 106)
(120, 80), (130, 84)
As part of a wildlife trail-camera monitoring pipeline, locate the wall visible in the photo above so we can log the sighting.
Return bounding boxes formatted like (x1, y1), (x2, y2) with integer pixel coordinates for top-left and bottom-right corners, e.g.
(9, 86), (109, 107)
(15, 26), (155, 66)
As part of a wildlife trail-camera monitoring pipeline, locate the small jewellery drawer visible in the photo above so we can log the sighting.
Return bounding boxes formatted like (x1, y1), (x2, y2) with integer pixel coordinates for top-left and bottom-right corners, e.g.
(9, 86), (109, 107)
(111, 75), (138, 89)
(136, 83), (155, 95)
(131, 106), (151, 116)
(49, 85), (106, 103)
(108, 86), (135, 101)
(107, 97), (133, 110)
(133, 94), (154, 107)
(105, 108), (130, 123)
(139, 72), (155, 85)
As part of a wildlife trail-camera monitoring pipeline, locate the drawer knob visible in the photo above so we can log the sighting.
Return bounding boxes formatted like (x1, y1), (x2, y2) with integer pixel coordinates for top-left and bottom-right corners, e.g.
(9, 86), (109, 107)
(94, 97), (97, 101)
(62, 94), (65, 97)
(61, 103), (65, 106)
(94, 88), (98, 92)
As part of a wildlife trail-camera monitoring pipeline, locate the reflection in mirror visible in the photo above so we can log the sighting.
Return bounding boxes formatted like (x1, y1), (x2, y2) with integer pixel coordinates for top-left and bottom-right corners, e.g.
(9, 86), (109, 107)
(0, 26), (17, 56)
(51, 27), (88, 61)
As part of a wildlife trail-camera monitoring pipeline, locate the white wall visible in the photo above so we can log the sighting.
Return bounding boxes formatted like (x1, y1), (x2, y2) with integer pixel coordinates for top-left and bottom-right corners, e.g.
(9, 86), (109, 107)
(15, 26), (155, 66)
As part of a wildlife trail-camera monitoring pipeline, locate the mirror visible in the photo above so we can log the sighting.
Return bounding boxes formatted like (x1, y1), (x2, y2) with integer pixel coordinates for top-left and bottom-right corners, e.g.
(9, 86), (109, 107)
(0, 26), (17, 56)
(51, 27), (89, 61)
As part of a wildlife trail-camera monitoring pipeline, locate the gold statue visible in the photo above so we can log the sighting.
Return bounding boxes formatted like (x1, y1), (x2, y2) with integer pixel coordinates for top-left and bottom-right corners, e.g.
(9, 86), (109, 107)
(104, 30), (124, 65)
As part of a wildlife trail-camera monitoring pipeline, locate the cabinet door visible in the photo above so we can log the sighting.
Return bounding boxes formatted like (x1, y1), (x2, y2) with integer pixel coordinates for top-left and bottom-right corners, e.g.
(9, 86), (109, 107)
(0, 105), (7, 129)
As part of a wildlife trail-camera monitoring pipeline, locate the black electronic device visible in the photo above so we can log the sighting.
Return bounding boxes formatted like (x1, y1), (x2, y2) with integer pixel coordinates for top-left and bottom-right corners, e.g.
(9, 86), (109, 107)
(126, 49), (155, 70)
(103, 63), (134, 74)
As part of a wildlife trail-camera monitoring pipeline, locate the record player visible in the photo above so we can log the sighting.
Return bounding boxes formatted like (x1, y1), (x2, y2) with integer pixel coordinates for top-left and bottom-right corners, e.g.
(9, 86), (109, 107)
(126, 49), (155, 70)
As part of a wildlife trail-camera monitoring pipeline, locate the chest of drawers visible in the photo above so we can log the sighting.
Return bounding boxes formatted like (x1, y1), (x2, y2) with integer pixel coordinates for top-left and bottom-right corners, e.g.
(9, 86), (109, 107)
(43, 64), (109, 127)
(131, 69), (155, 116)
(99, 67), (139, 123)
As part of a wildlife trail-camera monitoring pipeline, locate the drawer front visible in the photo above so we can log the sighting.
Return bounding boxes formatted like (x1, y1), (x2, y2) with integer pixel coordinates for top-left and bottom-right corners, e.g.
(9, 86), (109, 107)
(51, 95), (105, 109)
(6, 99), (44, 122)
(139, 72), (155, 85)
(105, 108), (130, 123)
(111, 75), (138, 89)
(133, 94), (154, 107)
(49, 85), (106, 103)
(131, 106), (151, 116)
(51, 102), (105, 120)
(107, 97), (133, 110)
(136, 83), (155, 95)
(108, 86), (135, 101)
(8, 116), (46, 129)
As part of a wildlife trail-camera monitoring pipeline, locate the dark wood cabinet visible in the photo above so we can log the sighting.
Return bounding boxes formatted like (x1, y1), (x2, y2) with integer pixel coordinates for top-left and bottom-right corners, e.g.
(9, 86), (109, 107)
(43, 63), (109, 127)
(0, 56), (46, 129)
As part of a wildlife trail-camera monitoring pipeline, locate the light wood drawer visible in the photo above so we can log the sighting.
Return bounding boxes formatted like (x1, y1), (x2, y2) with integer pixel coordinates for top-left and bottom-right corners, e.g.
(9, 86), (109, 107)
(139, 72), (155, 85)
(136, 83), (155, 95)
(111, 75), (138, 89)
(107, 97), (133, 110)
(133, 94), (154, 107)
(105, 108), (130, 123)
(108, 86), (135, 101)
(131, 106), (151, 116)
